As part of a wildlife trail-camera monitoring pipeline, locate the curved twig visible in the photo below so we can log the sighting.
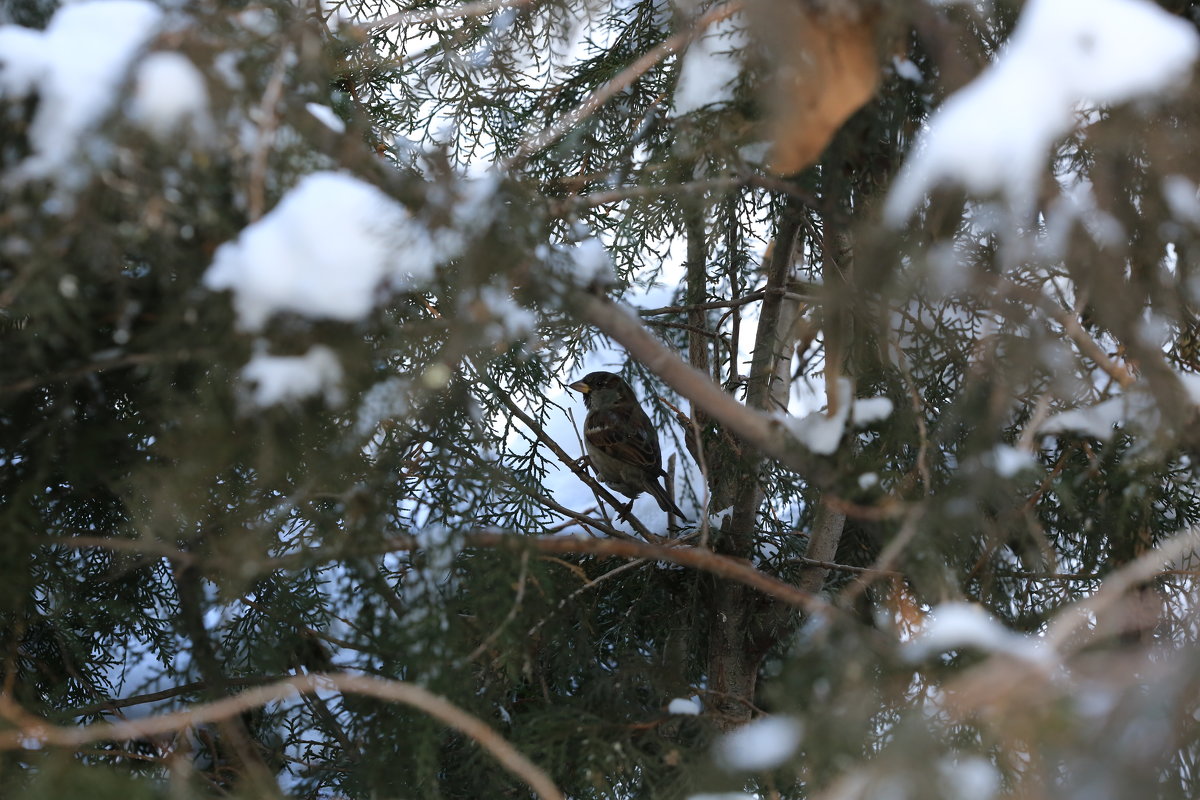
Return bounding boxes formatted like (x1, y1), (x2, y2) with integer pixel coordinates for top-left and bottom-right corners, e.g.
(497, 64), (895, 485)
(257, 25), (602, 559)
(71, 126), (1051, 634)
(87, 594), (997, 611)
(0, 673), (564, 800)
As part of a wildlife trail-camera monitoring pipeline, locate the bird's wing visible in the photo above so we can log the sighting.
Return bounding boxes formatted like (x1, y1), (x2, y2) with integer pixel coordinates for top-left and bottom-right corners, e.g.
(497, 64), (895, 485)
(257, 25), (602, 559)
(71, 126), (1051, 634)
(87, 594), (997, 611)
(584, 403), (661, 472)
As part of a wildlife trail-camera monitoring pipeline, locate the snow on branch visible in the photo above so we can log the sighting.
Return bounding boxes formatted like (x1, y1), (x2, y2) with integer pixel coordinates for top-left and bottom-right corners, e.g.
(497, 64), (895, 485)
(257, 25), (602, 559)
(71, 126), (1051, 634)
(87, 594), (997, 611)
(885, 0), (1200, 223)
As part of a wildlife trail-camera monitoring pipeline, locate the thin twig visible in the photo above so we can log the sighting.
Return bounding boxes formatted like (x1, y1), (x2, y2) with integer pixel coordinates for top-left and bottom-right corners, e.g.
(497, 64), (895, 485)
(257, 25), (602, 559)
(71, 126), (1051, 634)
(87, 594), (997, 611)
(247, 51), (289, 222)
(359, 0), (538, 32)
(645, 319), (721, 339)
(641, 290), (764, 317)
(475, 534), (823, 612)
(463, 551), (530, 663)
(550, 177), (748, 215)
(788, 557), (902, 579)
(839, 506), (925, 605)
(63, 676), (286, 719)
(508, 1), (743, 166)
(993, 276), (1137, 389)
(1044, 525), (1200, 653)
(525, 558), (648, 640)
(53, 531), (823, 611)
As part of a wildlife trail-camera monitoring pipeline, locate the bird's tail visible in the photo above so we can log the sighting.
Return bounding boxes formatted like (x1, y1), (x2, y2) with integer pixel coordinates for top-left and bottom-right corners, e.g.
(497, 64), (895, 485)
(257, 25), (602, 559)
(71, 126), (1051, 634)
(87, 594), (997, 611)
(648, 478), (690, 523)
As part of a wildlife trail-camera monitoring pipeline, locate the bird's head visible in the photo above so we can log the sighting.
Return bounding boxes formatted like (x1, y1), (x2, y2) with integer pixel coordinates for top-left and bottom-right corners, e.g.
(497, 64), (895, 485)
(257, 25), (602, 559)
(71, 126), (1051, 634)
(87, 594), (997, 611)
(568, 371), (634, 408)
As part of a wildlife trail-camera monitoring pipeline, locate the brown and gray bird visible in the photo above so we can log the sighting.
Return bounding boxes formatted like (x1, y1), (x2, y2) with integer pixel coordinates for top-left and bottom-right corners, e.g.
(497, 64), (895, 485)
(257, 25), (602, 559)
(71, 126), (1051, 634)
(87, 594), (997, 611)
(568, 371), (689, 522)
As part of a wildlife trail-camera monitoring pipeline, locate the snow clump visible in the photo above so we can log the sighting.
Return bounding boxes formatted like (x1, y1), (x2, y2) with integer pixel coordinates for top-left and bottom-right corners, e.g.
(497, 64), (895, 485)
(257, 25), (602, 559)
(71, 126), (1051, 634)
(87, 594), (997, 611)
(673, 12), (747, 114)
(906, 602), (1048, 663)
(0, 0), (164, 186)
(204, 171), (443, 331)
(716, 714), (803, 771)
(130, 52), (211, 142)
(241, 345), (344, 408)
(885, 0), (1200, 223)
(667, 697), (702, 715)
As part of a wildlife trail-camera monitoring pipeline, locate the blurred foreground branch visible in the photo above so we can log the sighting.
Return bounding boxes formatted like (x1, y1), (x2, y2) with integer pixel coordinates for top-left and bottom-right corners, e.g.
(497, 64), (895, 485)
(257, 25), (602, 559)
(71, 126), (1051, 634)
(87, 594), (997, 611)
(0, 673), (564, 800)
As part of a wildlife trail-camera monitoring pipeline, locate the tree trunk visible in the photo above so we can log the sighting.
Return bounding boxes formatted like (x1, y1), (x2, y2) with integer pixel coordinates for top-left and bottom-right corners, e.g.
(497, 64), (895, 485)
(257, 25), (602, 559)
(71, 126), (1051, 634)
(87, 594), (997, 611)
(703, 203), (806, 728)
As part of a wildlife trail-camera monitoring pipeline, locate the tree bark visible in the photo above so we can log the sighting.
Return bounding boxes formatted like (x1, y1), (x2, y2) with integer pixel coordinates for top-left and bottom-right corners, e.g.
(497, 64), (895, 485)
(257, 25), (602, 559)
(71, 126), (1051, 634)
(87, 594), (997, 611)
(705, 202), (806, 728)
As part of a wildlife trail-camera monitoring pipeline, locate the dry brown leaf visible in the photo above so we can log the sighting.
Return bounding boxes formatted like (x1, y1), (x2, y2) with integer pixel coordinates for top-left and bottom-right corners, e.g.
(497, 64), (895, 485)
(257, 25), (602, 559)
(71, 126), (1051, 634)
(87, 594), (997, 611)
(888, 579), (926, 637)
(752, 4), (880, 175)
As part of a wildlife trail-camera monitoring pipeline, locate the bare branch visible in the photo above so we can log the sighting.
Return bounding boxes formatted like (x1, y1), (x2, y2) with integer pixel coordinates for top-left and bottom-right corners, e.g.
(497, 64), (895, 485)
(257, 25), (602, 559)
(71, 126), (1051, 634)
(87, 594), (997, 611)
(994, 275), (1137, 389)
(484, 534), (825, 613)
(796, 501), (848, 595)
(1, 674), (565, 800)
(54, 531), (826, 613)
(1044, 525), (1200, 653)
(247, 51), (289, 223)
(840, 506), (925, 605)
(788, 556), (902, 579)
(550, 177), (747, 213)
(640, 290), (768, 317)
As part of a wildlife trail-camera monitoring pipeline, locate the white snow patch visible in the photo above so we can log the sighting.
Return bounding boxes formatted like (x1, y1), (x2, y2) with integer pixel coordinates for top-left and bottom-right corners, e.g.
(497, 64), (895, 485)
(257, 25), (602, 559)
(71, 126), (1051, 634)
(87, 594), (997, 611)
(708, 505), (735, 527)
(1163, 175), (1200, 225)
(1179, 372), (1200, 405)
(906, 602), (1048, 663)
(716, 714), (803, 771)
(673, 12), (747, 114)
(471, 283), (537, 340)
(885, 0), (1199, 224)
(788, 382), (891, 454)
(130, 52), (211, 141)
(892, 55), (923, 83)
(204, 172), (439, 330)
(992, 444), (1036, 477)
(0, 0), (164, 185)
(786, 378), (852, 455)
(738, 141), (772, 164)
(937, 756), (1000, 800)
(306, 102), (346, 133)
(242, 345), (344, 407)
(1039, 397), (1125, 441)
(572, 238), (615, 286)
(851, 396), (894, 426)
(355, 377), (411, 438)
(668, 696), (702, 715)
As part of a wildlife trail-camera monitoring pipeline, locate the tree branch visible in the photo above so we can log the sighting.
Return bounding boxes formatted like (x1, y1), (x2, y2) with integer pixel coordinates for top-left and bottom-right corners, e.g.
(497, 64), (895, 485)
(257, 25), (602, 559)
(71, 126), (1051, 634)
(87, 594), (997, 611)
(796, 501), (848, 595)
(52, 531), (826, 612)
(479, 534), (824, 612)
(0, 673), (564, 800)
(359, 0), (539, 32)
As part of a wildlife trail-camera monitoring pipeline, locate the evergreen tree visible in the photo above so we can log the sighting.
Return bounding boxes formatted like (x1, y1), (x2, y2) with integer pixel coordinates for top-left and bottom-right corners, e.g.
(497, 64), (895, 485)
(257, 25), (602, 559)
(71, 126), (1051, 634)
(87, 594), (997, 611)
(4, 0), (1200, 798)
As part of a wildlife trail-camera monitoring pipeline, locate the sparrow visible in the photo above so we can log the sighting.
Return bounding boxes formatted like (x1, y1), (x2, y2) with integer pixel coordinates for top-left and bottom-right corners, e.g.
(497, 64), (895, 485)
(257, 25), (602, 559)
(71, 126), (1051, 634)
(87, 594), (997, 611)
(568, 371), (690, 522)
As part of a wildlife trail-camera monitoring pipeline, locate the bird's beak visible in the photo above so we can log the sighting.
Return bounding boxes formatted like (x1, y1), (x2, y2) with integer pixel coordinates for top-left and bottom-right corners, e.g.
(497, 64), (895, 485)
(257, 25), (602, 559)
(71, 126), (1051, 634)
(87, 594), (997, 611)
(568, 380), (590, 394)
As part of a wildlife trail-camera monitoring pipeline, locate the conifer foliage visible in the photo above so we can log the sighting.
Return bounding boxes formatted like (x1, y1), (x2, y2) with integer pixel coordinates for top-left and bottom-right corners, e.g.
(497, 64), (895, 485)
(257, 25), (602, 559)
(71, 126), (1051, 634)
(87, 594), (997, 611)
(4, 0), (1200, 797)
